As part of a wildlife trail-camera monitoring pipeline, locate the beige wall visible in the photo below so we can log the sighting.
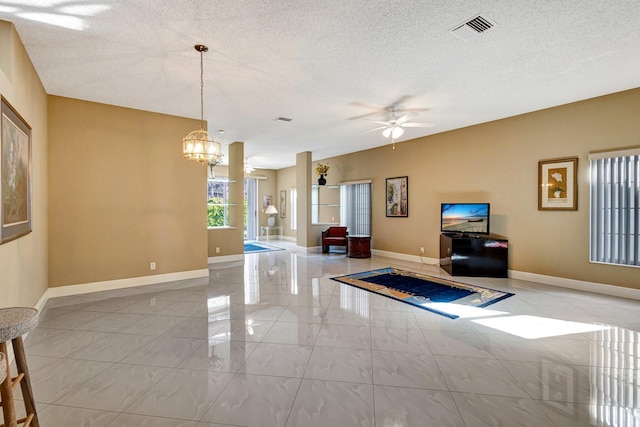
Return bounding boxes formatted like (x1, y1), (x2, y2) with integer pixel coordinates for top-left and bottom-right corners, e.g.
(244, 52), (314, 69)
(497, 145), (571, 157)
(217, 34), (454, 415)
(48, 96), (208, 287)
(3, 16), (638, 298)
(257, 169), (278, 229)
(0, 22), (48, 307)
(296, 152), (313, 247)
(306, 88), (640, 290)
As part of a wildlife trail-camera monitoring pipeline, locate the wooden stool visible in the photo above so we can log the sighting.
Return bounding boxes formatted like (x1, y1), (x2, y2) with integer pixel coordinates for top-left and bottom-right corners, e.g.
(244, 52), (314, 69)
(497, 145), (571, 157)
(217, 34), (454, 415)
(0, 308), (39, 427)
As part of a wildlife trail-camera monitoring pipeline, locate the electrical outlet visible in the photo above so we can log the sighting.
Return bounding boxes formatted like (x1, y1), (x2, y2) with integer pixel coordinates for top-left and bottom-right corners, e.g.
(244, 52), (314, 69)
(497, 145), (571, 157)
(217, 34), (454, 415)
(215, 247), (221, 254)
(420, 247), (425, 254)
(150, 262), (156, 270)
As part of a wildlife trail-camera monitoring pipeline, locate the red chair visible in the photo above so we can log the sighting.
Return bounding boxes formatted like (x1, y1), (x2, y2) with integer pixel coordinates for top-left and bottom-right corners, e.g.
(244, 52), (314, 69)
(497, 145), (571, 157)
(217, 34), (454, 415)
(322, 226), (348, 253)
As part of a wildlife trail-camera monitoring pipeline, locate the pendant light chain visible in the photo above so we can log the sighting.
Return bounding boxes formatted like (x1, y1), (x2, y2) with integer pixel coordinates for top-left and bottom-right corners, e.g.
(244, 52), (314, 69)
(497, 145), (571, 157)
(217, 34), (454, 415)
(200, 48), (205, 129)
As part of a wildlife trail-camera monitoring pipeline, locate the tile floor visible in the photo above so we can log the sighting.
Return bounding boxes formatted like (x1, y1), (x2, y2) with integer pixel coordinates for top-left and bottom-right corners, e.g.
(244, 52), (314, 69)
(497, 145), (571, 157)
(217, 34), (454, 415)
(10, 242), (640, 426)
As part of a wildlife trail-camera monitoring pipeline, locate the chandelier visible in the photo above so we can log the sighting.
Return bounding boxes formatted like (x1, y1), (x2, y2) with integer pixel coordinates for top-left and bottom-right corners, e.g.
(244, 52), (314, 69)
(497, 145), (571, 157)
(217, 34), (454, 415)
(183, 44), (223, 169)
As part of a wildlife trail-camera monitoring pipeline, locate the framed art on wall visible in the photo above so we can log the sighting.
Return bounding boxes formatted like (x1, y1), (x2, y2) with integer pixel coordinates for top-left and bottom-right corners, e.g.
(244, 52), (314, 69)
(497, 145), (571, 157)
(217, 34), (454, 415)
(538, 157), (578, 211)
(262, 194), (273, 209)
(1, 96), (32, 244)
(386, 176), (408, 217)
(280, 190), (286, 218)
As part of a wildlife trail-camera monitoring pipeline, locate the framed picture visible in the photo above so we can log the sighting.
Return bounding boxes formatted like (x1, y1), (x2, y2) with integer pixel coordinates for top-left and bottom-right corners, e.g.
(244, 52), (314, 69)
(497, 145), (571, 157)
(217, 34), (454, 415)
(1, 96), (32, 244)
(386, 176), (408, 217)
(538, 157), (578, 211)
(262, 194), (273, 209)
(279, 190), (286, 218)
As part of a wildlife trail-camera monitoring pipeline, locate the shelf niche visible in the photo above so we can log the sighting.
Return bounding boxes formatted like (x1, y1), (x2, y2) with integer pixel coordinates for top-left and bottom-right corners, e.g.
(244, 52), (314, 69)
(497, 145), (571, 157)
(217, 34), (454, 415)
(311, 184), (340, 225)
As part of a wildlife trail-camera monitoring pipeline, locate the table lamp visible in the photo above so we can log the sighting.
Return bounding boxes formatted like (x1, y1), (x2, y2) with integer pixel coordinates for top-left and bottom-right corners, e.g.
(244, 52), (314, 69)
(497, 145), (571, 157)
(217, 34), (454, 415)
(265, 205), (278, 226)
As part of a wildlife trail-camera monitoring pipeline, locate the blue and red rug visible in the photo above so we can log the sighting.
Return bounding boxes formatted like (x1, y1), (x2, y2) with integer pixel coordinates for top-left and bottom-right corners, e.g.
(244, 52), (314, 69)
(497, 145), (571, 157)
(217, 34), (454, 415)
(331, 267), (513, 318)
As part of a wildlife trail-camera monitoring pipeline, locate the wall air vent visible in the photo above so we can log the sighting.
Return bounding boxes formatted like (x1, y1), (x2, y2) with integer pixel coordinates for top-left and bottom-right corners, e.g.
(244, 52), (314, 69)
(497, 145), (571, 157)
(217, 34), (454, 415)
(274, 117), (293, 122)
(450, 14), (495, 41)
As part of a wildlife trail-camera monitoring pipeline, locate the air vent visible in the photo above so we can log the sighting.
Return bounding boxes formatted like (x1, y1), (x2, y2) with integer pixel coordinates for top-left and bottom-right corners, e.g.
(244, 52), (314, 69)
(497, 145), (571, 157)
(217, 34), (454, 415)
(274, 117), (292, 122)
(450, 14), (495, 41)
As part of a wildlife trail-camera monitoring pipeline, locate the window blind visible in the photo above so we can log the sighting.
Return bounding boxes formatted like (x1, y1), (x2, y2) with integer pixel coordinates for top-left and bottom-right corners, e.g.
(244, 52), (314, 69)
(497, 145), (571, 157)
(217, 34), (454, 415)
(340, 183), (371, 236)
(589, 150), (640, 266)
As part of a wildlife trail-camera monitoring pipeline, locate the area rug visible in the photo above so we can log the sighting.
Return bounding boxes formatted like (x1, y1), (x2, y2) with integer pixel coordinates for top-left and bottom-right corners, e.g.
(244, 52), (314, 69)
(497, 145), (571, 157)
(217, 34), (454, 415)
(330, 267), (513, 319)
(244, 242), (285, 253)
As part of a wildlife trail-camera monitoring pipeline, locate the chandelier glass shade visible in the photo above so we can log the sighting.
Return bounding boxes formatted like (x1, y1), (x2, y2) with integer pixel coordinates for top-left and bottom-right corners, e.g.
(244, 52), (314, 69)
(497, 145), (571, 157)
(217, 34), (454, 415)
(183, 44), (223, 167)
(183, 129), (222, 164)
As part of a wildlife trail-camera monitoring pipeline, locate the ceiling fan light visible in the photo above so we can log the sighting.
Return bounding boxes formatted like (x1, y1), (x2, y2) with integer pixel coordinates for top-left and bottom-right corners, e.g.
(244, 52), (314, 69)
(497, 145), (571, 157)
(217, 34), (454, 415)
(382, 127), (392, 138)
(391, 126), (404, 139)
(244, 159), (255, 174)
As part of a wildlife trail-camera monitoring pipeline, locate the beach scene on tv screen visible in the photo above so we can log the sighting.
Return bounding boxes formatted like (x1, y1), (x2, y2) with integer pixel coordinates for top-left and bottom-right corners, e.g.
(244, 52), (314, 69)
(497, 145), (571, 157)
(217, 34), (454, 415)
(442, 204), (489, 234)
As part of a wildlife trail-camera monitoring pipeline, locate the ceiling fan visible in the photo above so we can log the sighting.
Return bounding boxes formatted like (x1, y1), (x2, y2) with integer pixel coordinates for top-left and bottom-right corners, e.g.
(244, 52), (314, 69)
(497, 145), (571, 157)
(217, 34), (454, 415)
(348, 95), (428, 121)
(368, 108), (434, 140)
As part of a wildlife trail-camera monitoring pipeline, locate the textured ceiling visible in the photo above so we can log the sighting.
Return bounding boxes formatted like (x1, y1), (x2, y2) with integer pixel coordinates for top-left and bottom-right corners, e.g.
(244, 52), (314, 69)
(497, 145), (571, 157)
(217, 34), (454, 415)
(1, 1), (640, 170)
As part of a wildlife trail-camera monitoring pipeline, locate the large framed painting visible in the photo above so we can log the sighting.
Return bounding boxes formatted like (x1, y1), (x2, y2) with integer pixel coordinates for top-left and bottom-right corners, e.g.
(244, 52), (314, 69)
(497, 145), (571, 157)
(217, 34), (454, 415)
(386, 176), (408, 217)
(1, 97), (32, 244)
(538, 157), (578, 211)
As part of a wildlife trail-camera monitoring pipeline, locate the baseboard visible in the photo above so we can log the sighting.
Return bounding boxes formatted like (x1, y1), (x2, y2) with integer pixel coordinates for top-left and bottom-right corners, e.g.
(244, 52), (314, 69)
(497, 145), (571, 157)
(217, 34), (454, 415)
(34, 291), (49, 312)
(32, 249), (639, 314)
(371, 249), (439, 265)
(43, 269), (210, 301)
(208, 254), (245, 264)
(509, 270), (640, 301)
(371, 249), (640, 300)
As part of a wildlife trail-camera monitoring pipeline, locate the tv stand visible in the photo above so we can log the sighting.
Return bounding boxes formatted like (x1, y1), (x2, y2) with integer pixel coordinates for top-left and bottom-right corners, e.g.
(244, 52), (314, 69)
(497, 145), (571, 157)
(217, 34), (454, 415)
(439, 234), (508, 278)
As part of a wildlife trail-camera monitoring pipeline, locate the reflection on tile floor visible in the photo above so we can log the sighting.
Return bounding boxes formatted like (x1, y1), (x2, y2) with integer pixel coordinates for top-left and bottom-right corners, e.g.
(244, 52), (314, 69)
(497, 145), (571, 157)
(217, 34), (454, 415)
(12, 241), (640, 426)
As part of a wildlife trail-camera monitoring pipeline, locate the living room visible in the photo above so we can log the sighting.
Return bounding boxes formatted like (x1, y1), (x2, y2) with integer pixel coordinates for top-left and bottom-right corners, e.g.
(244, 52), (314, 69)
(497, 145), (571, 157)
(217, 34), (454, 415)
(2, 17), (640, 309)
(2, 8), (640, 425)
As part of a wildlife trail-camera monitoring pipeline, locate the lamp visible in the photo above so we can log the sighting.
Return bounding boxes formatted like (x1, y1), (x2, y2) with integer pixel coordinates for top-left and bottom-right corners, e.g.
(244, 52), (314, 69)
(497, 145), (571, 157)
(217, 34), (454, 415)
(265, 204), (278, 226)
(183, 44), (223, 172)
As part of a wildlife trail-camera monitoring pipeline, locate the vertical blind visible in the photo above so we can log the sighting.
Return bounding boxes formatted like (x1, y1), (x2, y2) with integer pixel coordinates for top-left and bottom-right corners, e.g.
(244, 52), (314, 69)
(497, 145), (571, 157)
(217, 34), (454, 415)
(245, 178), (258, 240)
(589, 149), (640, 266)
(340, 182), (371, 236)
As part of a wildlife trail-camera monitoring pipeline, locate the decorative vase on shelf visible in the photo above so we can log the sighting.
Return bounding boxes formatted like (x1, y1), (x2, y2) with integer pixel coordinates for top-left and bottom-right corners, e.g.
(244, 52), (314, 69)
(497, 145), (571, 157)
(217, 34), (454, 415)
(318, 174), (326, 186)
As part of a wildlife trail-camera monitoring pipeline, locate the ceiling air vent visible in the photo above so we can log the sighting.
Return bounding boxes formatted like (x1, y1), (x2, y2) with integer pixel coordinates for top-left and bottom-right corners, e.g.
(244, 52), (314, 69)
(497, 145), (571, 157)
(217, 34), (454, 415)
(450, 14), (495, 41)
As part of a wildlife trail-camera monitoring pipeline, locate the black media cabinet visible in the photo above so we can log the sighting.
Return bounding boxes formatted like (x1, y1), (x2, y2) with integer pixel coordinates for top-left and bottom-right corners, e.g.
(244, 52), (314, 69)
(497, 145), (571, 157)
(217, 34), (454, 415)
(439, 234), (508, 278)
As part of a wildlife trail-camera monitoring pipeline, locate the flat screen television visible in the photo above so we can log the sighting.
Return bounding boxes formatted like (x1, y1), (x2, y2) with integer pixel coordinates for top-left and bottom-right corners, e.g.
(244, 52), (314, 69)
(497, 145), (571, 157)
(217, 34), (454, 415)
(441, 203), (490, 236)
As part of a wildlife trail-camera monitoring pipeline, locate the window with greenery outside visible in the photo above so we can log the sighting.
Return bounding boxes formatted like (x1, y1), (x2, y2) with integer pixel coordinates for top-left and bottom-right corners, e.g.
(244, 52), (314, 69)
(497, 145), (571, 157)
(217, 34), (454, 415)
(207, 178), (248, 229)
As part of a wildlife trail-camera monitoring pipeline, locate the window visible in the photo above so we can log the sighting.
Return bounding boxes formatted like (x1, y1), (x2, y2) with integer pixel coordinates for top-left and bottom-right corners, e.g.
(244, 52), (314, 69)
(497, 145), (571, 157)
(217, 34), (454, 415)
(340, 182), (371, 235)
(290, 188), (297, 230)
(589, 149), (640, 266)
(207, 178), (231, 227)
